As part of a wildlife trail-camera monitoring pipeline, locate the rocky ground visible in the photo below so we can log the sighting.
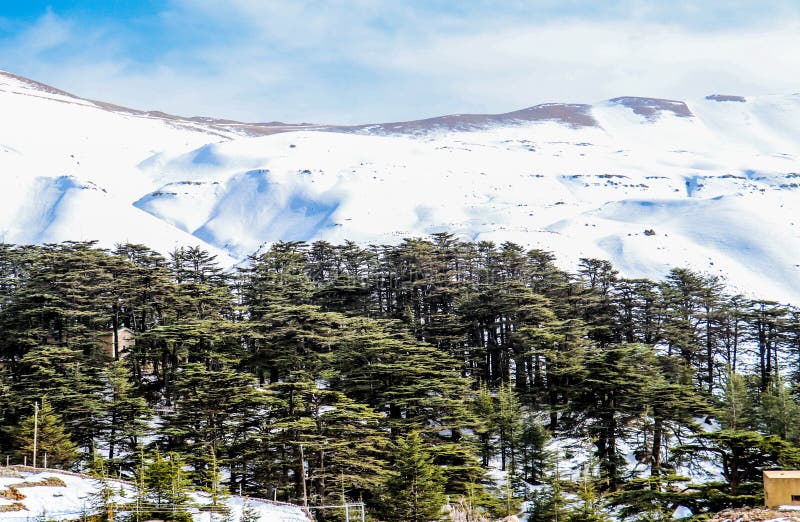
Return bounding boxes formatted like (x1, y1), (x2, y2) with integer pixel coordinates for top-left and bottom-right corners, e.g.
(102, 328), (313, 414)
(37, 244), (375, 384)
(708, 507), (800, 521)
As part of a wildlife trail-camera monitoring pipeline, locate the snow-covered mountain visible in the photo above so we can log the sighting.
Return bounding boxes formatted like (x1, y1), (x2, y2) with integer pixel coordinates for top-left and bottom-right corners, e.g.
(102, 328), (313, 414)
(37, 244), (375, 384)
(2, 70), (800, 301)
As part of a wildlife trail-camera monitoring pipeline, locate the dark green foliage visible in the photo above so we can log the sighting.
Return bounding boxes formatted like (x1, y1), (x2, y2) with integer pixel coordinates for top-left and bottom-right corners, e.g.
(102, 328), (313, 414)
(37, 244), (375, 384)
(159, 363), (265, 488)
(758, 374), (800, 442)
(256, 379), (390, 506)
(719, 371), (756, 431)
(527, 481), (568, 522)
(0, 236), (799, 519)
(239, 500), (259, 522)
(569, 343), (662, 490)
(328, 316), (483, 491)
(676, 480), (762, 518)
(381, 432), (446, 522)
(12, 398), (78, 468)
(137, 451), (191, 520)
(491, 382), (523, 474)
(519, 417), (550, 484)
(671, 429), (800, 518)
(607, 475), (693, 520)
(88, 454), (117, 518)
(101, 361), (151, 471)
(11, 344), (104, 450)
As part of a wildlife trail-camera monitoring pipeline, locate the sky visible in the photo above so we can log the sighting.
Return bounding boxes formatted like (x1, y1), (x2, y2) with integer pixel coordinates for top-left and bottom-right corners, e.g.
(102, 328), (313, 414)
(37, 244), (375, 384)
(1, 1), (799, 124)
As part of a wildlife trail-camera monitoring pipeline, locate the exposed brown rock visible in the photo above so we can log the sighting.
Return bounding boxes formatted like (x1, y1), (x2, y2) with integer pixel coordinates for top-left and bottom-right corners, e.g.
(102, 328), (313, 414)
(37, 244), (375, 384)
(336, 103), (598, 135)
(0, 502), (26, 512)
(10, 476), (67, 488)
(609, 96), (694, 120)
(0, 486), (25, 501)
(706, 94), (747, 102)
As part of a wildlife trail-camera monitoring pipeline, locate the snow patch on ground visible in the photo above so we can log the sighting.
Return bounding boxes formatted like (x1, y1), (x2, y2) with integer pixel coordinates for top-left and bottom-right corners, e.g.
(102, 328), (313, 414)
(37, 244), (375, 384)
(0, 469), (309, 522)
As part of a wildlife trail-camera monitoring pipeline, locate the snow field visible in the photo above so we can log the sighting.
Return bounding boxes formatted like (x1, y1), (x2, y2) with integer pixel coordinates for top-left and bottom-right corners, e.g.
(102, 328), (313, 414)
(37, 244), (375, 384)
(2, 70), (800, 302)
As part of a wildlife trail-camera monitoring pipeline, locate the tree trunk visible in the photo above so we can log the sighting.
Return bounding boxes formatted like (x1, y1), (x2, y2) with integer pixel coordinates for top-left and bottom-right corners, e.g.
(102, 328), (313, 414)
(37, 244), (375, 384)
(651, 416), (663, 477)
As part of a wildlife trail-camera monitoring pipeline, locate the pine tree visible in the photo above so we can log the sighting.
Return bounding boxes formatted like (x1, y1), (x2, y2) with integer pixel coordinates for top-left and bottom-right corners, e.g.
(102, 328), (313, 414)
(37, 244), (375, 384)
(12, 398), (78, 468)
(719, 370), (755, 431)
(111, 243), (174, 380)
(0, 366), (11, 454)
(143, 246), (239, 403)
(527, 460), (568, 522)
(676, 430), (800, 499)
(607, 474), (693, 521)
(237, 244), (342, 383)
(758, 374), (800, 442)
(519, 417), (550, 484)
(660, 268), (706, 385)
(576, 258), (620, 348)
(719, 295), (747, 373)
(747, 299), (789, 392)
(89, 453), (117, 519)
(569, 460), (610, 522)
(255, 380), (389, 508)
(6, 235), (800, 514)
(647, 355), (710, 477)
(11, 344), (104, 451)
(308, 240), (373, 315)
(569, 344), (661, 491)
(159, 363), (265, 490)
(473, 385), (495, 467)
(101, 361), (150, 472)
(494, 382), (523, 474)
(381, 432), (446, 522)
(329, 316), (482, 491)
(140, 451), (191, 519)
(239, 500), (260, 522)
(205, 446), (228, 511)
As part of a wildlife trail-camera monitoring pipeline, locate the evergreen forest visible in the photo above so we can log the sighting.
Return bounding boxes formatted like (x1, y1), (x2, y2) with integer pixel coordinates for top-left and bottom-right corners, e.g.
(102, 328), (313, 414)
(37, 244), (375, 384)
(1, 236), (799, 521)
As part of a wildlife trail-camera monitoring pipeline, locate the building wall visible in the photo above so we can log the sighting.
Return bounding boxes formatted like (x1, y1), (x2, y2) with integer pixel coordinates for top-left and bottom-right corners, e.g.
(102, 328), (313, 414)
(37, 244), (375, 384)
(765, 478), (800, 507)
(98, 328), (135, 359)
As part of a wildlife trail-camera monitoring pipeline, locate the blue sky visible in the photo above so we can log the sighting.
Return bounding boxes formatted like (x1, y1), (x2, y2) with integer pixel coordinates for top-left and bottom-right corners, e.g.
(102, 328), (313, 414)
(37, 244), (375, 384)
(1, 1), (799, 124)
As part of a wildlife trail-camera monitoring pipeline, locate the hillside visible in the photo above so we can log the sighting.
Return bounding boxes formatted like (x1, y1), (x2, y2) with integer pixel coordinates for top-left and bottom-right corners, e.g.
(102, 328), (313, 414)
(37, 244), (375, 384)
(2, 70), (800, 301)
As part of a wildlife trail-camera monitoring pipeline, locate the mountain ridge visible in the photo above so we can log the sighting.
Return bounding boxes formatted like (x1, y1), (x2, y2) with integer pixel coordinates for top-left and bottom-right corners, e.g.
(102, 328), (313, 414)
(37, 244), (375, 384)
(0, 69), (705, 134)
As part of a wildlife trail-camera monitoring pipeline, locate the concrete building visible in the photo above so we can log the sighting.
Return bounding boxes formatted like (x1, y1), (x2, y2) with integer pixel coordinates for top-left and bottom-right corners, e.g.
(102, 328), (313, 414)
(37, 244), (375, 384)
(764, 470), (800, 508)
(98, 327), (135, 359)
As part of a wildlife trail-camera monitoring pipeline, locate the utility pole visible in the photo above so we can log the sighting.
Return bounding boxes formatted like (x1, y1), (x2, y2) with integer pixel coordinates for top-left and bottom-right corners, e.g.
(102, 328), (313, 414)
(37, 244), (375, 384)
(299, 444), (308, 509)
(33, 401), (39, 469)
(554, 448), (560, 522)
(342, 471), (349, 522)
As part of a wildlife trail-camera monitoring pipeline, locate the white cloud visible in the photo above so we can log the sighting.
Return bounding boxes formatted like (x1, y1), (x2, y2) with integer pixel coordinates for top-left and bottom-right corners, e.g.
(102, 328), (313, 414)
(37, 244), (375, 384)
(361, 20), (800, 109)
(1, 10), (72, 61)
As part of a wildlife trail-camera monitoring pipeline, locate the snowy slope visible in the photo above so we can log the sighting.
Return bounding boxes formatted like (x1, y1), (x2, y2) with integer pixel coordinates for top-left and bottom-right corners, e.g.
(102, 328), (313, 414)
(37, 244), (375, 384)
(0, 468), (310, 522)
(1, 70), (800, 301)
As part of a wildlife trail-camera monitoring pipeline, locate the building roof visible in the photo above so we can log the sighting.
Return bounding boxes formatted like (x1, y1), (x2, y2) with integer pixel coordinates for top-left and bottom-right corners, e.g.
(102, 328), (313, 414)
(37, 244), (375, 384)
(764, 470), (800, 479)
